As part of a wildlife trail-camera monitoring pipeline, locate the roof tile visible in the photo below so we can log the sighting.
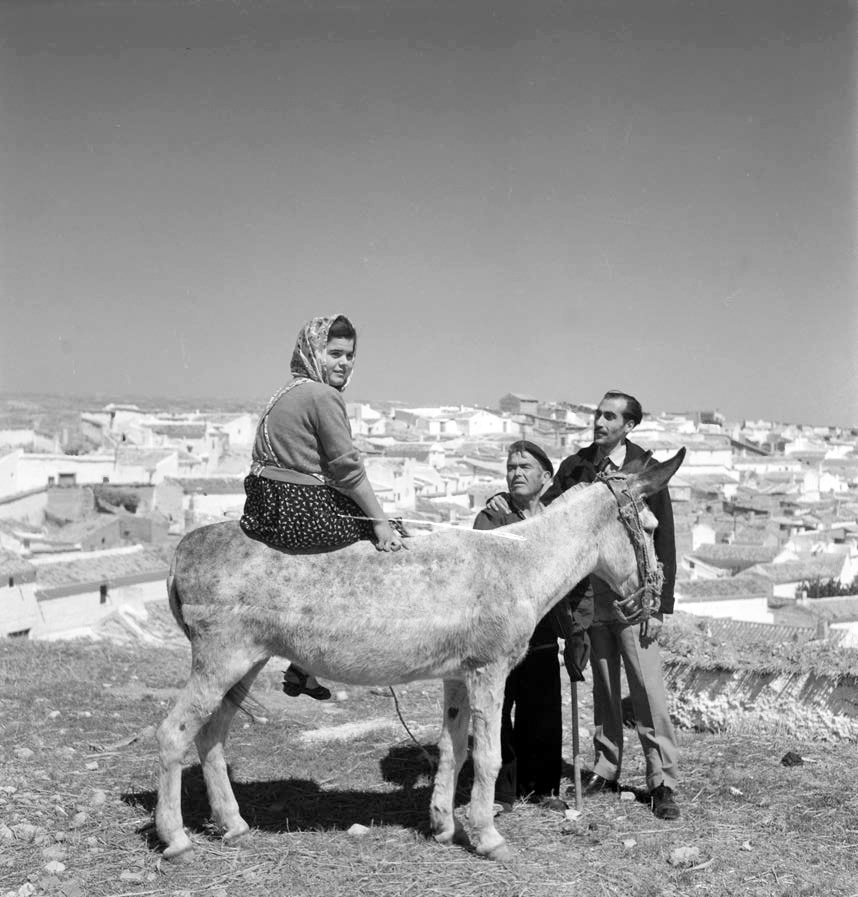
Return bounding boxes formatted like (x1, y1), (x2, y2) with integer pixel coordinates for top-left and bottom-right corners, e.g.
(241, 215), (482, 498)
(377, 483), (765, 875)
(33, 547), (169, 588)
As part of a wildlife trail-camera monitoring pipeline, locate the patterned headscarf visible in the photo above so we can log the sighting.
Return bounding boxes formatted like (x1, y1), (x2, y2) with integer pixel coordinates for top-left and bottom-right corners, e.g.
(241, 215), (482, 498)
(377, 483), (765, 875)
(290, 315), (357, 391)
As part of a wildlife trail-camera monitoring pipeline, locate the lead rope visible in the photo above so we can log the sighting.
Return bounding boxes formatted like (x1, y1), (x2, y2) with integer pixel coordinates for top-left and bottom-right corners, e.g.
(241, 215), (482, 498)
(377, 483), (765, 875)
(389, 686), (438, 772)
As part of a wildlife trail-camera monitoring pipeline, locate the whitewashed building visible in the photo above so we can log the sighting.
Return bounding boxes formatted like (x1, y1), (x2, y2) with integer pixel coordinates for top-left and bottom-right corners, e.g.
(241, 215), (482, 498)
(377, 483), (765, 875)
(2, 545), (169, 640)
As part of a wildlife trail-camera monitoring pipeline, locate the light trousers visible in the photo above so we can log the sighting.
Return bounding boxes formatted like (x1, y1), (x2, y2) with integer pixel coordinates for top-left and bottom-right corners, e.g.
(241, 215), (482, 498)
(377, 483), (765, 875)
(588, 620), (678, 791)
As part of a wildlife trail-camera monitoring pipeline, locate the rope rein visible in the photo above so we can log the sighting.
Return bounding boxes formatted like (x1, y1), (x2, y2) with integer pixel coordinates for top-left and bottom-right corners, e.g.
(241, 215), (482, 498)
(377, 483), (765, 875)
(337, 514), (527, 541)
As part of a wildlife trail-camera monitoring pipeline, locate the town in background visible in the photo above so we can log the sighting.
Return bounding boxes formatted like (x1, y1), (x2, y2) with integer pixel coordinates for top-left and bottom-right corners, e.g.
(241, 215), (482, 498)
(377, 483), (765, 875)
(1, 391), (857, 644)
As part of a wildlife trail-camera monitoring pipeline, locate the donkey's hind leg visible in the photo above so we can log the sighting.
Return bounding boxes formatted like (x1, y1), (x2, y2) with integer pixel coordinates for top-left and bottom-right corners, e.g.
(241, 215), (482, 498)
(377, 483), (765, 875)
(156, 651), (264, 859)
(195, 659), (268, 845)
(156, 675), (215, 859)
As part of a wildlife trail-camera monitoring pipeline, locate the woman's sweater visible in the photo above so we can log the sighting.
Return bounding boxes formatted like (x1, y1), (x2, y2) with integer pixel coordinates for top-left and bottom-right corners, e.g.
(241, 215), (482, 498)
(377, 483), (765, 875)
(252, 380), (367, 490)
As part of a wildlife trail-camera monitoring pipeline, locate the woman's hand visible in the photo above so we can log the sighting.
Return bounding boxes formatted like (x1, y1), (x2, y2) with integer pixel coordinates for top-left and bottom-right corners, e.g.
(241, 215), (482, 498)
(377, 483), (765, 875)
(373, 519), (406, 552)
(340, 481), (406, 551)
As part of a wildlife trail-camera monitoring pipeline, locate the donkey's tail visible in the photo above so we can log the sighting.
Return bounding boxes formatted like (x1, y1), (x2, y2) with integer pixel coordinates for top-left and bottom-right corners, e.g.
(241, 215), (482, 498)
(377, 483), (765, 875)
(168, 549), (266, 718)
(167, 553), (191, 640)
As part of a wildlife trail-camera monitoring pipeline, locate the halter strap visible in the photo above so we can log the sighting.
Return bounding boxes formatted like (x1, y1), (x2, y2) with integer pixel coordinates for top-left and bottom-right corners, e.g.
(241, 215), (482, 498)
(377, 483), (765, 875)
(595, 470), (664, 623)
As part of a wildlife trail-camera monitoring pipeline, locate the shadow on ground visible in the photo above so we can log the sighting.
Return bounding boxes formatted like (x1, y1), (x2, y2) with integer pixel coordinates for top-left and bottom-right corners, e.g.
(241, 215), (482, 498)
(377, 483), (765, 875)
(123, 743), (459, 850)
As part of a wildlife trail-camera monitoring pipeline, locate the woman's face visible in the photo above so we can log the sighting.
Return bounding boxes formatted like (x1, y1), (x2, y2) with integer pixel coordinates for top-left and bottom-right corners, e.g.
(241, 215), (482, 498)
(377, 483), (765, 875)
(323, 337), (356, 388)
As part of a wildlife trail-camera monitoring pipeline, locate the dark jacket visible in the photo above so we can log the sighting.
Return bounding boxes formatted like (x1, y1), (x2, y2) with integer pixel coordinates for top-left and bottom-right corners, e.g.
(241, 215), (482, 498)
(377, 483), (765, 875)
(474, 498), (558, 647)
(541, 440), (677, 614)
(474, 494), (591, 680)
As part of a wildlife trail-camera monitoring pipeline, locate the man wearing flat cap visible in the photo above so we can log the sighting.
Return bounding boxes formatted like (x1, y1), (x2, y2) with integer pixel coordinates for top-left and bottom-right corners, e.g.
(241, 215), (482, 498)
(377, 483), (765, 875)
(474, 440), (592, 810)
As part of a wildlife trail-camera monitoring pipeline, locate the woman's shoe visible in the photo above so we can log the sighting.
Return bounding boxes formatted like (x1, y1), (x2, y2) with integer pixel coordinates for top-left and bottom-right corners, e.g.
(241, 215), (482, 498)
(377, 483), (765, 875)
(282, 668), (331, 701)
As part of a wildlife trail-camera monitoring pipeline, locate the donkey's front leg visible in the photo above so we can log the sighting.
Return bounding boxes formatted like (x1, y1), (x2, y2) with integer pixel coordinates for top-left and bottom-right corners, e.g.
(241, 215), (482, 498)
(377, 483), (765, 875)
(467, 663), (511, 861)
(430, 678), (470, 848)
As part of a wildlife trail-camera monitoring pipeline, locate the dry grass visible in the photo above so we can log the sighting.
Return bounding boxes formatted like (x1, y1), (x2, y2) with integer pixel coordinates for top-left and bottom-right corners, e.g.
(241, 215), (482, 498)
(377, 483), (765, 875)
(2, 628), (858, 897)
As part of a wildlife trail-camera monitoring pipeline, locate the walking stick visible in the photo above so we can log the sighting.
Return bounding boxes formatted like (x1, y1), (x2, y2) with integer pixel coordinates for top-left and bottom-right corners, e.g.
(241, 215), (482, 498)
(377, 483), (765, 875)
(570, 678), (582, 811)
(556, 597), (587, 813)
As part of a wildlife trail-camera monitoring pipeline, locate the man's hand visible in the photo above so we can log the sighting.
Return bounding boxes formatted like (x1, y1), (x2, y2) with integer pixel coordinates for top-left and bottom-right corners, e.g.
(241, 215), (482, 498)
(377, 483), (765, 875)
(485, 493), (512, 515)
(563, 631), (591, 682)
(639, 614), (663, 645)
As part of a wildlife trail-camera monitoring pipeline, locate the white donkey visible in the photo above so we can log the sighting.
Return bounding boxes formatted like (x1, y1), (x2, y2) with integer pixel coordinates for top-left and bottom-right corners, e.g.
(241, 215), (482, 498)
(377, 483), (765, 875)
(156, 449), (684, 861)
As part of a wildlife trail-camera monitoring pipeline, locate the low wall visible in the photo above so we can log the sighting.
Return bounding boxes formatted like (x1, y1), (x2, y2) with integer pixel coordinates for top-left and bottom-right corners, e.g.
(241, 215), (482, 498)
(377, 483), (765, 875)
(33, 578), (167, 640)
(665, 660), (858, 741)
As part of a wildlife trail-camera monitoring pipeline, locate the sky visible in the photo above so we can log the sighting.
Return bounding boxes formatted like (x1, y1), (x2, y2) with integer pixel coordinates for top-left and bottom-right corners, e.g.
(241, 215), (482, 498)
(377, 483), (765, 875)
(1, 0), (856, 427)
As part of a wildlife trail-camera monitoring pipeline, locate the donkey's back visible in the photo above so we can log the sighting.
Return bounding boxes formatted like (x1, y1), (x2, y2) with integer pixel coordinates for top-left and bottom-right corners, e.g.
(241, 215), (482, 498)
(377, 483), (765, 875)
(167, 520), (535, 686)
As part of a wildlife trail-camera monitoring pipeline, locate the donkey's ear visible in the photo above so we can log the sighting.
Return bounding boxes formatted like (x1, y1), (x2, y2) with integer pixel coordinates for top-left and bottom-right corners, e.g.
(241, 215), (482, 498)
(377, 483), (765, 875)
(628, 448), (685, 499)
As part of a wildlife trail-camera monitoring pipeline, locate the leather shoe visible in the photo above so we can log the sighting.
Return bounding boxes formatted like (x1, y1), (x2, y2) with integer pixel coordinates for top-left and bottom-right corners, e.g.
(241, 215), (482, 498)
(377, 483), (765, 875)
(568, 772), (618, 798)
(282, 669), (331, 701)
(651, 784), (680, 820)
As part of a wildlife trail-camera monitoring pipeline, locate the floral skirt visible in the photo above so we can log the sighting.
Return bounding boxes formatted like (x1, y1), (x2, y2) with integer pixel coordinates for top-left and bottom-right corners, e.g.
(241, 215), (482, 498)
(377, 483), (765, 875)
(240, 474), (378, 551)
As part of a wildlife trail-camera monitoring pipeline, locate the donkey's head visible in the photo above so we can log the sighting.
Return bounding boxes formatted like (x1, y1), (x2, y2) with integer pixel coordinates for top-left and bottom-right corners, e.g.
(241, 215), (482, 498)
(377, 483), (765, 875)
(591, 448), (685, 620)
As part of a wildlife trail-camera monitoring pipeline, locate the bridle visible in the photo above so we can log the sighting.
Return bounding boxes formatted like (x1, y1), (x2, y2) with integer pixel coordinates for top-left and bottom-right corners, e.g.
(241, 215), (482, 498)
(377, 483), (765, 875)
(596, 470), (664, 624)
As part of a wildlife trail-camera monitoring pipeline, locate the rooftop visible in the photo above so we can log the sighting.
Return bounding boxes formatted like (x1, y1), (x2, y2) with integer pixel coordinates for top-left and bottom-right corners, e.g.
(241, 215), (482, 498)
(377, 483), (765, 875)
(149, 423), (207, 439)
(800, 595), (858, 623)
(32, 546), (169, 589)
(676, 577), (770, 601)
(0, 549), (37, 579)
(689, 543), (780, 568)
(673, 473), (738, 493)
(168, 476), (245, 494)
(45, 516), (120, 543)
(115, 446), (177, 468)
(747, 554), (848, 585)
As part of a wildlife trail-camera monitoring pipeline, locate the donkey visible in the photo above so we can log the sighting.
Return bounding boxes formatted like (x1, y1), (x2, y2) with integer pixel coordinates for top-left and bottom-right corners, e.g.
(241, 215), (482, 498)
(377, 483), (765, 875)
(155, 449), (684, 861)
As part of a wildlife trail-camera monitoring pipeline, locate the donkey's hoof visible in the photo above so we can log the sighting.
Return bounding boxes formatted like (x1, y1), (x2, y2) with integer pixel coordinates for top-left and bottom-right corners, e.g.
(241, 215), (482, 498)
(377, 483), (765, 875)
(478, 838), (512, 862)
(162, 831), (194, 862)
(222, 822), (251, 846)
(433, 825), (469, 849)
(433, 829), (455, 847)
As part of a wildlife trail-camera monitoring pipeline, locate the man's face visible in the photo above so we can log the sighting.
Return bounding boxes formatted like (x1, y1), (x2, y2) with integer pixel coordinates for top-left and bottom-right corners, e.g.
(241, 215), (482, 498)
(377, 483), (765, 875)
(506, 450), (552, 501)
(593, 396), (635, 452)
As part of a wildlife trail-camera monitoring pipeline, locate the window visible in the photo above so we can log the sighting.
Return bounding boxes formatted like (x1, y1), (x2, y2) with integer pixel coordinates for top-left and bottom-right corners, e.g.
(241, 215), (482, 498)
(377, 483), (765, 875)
(99, 584), (108, 604)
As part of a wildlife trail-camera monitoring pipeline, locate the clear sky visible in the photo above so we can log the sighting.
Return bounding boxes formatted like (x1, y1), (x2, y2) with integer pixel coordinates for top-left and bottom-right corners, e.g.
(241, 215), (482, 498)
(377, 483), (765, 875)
(1, 0), (856, 426)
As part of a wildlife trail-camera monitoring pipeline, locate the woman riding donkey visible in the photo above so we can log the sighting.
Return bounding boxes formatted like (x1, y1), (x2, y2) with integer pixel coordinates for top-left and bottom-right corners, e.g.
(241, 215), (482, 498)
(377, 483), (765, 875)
(240, 314), (405, 700)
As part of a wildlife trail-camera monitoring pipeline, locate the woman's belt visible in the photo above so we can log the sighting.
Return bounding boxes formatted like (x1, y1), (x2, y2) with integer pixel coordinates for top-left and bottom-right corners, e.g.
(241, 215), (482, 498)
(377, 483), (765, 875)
(251, 464), (327, 486)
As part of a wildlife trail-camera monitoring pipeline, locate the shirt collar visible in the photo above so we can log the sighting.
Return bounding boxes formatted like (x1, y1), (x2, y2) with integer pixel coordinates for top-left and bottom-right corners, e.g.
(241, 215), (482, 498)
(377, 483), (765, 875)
(508, 493), (543, 520)
(598, 441), (627, 471)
